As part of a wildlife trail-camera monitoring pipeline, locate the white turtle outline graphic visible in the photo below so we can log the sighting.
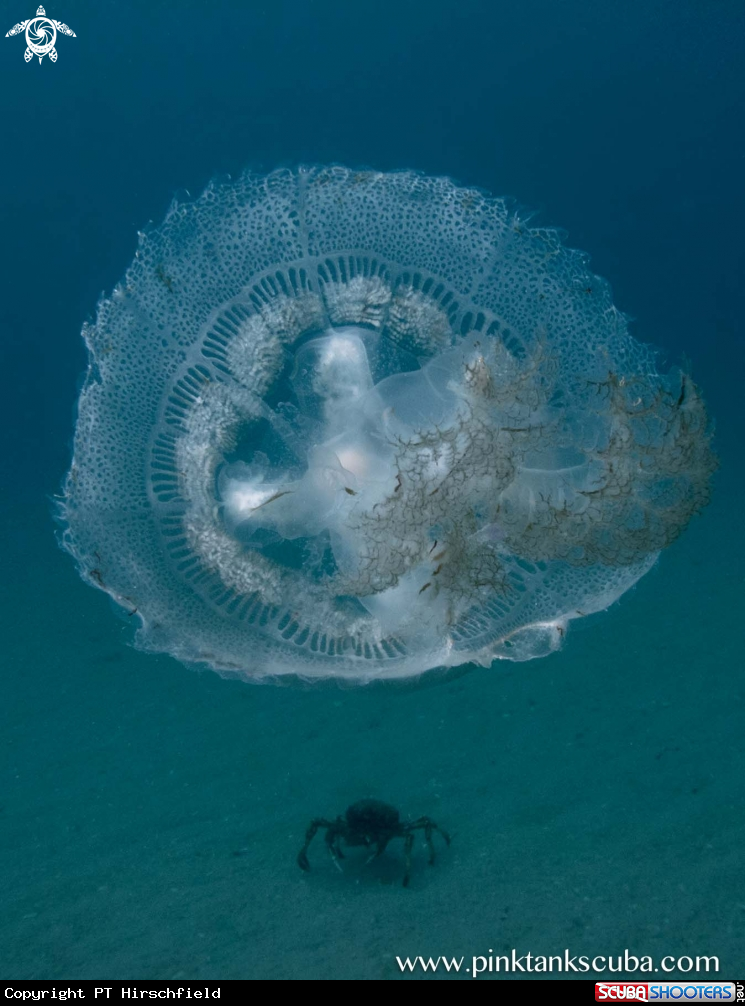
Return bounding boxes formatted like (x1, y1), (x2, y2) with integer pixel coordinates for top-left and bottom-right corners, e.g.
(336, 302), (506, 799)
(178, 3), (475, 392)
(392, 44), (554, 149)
(5, 5), (76, 63)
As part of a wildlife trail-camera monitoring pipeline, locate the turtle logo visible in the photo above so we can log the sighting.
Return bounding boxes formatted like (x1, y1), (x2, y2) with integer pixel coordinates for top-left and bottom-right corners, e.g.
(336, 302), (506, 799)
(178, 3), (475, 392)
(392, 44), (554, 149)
(5, 5), (76, 63)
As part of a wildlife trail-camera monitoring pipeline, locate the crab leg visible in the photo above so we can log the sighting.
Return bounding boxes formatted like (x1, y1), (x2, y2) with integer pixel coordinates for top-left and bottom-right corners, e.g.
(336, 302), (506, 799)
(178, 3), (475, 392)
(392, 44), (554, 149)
(365, 838), (391, 864)
(297, 817), (334, 872)
(323, 820), (347, 869)
(402, 832), (415, 887)
(409, 817), (452, 865)
(326, 828), (345, 872)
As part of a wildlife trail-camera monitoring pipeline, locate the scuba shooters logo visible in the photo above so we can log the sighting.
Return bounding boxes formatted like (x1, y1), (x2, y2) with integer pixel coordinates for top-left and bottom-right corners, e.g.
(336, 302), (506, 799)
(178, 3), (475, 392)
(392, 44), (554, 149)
(595, 983), (739, 1001)
(5, 5), (76, 63)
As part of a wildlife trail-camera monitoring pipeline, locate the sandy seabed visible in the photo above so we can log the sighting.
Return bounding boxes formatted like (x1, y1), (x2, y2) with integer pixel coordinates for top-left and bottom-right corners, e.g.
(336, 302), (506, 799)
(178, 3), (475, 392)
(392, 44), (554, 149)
(1, 453), (742, 981)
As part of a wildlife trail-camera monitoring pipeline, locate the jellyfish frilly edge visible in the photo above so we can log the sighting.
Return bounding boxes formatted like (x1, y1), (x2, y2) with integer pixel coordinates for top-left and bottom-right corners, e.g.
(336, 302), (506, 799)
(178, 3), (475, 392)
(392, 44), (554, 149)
(60, 166), (716, 682)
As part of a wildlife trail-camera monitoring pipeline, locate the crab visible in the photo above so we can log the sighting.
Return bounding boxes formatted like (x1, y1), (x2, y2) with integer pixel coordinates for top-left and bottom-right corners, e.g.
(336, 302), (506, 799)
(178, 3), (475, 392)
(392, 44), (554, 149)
(297, 798), (451, 887)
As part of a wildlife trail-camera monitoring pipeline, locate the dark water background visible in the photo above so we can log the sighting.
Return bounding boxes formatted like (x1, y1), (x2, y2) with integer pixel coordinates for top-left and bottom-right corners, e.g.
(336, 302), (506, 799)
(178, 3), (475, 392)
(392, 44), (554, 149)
(1, 0), (743, 980)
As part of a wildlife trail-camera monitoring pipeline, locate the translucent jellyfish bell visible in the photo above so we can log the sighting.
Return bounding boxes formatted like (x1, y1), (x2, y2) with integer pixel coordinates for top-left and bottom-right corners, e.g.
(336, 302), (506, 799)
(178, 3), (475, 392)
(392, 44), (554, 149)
(60, 167), (716, 681)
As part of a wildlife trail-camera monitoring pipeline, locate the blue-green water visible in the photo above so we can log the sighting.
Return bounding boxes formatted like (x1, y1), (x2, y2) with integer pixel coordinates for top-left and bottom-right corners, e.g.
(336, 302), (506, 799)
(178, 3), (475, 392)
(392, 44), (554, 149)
(1, 0), (743, 980)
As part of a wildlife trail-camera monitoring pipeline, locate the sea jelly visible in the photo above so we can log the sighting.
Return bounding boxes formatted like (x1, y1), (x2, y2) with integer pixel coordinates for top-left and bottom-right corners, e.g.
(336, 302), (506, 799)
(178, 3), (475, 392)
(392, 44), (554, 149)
(61, 167), (715, 681)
